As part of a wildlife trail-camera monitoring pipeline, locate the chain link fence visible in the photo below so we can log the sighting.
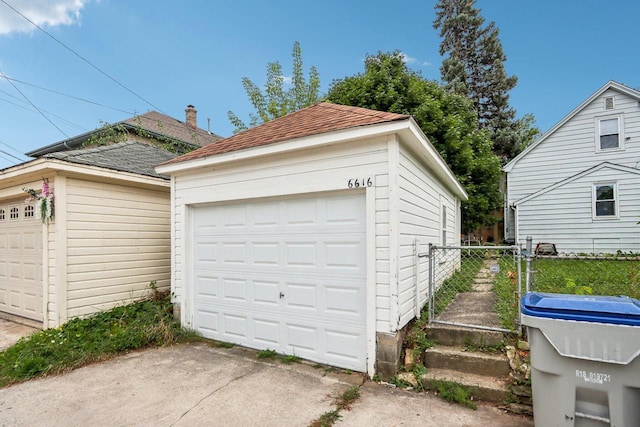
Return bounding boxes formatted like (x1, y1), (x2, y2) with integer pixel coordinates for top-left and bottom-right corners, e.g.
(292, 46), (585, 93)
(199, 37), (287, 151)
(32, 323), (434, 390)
(428, 245), (521, 332)
(425, 238), (638, 334)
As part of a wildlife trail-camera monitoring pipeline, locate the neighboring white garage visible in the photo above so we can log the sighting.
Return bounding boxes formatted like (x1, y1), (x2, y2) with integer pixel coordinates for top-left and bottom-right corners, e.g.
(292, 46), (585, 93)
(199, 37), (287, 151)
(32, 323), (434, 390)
(0, 198), (43, 322)
(157, 102), (467, 378)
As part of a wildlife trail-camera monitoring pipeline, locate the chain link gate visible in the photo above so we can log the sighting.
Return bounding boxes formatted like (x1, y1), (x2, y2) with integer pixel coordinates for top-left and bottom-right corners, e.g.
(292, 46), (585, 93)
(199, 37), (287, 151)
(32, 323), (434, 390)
(424, 244), (522, 333)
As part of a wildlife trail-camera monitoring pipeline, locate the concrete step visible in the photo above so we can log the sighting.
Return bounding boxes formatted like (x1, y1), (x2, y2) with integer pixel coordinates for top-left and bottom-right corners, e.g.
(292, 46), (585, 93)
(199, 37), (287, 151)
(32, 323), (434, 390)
(425, 324), (507, 347)
(435, 292), (503, 328)
(423, 346), (510, 377)
(419, 368), (511, 404)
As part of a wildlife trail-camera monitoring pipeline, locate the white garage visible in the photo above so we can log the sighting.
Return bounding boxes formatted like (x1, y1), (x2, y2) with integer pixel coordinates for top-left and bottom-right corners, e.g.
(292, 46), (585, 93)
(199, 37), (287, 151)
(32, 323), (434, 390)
(157, 103), (467, 377)
(0, 197), (43, 322)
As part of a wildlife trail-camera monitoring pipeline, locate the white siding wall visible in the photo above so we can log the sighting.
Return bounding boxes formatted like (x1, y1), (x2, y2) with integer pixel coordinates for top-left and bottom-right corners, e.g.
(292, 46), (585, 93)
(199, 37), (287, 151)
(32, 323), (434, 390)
(518, 167), (640, 253)
(63, 178), (171, 318)
(509, 89), (640, 205)
(172, 138), (393, 332)
(397, 145), (457, 329)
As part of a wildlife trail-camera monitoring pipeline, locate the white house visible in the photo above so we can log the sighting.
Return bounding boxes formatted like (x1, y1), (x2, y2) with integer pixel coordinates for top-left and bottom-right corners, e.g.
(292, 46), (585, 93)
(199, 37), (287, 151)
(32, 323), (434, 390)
(504, 81), (640, 254)
(156, 102), (467, 378)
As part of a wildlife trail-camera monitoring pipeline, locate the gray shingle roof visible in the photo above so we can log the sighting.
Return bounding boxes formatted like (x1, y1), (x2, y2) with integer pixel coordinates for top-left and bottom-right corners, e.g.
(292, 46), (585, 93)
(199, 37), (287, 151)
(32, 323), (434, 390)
(26, 110), (222, 158)
(44, 141), (177, 179)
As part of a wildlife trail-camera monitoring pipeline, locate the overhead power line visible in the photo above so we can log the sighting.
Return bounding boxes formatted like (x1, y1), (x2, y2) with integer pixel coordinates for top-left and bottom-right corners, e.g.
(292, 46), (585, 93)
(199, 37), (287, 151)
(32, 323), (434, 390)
(2, 76), (134, 115)
(0, 138), (27, 159)
(1, 0), (165, 114)
(0, 68), (68, 138)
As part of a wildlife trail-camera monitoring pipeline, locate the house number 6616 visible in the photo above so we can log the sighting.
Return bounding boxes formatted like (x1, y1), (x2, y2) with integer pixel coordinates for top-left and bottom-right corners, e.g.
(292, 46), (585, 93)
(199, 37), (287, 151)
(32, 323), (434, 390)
(348, 178), (373, 188)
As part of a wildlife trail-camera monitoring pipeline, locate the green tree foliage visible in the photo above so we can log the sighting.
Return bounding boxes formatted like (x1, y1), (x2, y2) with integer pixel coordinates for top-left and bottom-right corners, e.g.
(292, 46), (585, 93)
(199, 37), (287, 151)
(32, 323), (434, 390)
(228, 41), (321, 133)
(434, 0), (538, 160)
(326, 51), (501, 232)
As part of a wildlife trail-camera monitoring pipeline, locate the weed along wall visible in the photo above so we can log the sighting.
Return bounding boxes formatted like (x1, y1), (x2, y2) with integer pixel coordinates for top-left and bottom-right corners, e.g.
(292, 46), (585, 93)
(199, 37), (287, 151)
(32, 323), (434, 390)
(156, 103), (467, 378)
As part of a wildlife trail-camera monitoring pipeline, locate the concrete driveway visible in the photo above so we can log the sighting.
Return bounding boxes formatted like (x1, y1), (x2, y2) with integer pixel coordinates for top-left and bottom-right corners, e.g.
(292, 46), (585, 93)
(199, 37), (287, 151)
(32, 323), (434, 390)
(0, 342), (532, 427)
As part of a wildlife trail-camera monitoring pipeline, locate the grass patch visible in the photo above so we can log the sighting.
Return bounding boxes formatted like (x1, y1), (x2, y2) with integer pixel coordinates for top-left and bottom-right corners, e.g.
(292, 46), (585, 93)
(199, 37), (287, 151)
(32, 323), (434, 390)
(309, 410), (341, 427)
(492, 258), (521, 330)
(0, 288), (194, 388)
(533, 257), (640, 298)
(432, 256), (483, 316)
(257, 349), (278, 359)
(309, 385), (361, 427)
(430, 379), (477, 410)
(257, 349), (301, 364)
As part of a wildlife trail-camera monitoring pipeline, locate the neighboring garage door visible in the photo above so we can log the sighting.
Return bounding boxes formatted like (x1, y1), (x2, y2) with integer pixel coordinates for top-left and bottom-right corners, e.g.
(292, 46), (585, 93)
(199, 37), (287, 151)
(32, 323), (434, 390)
(0, 199), (43, 321)
(192, 192), (367, 371)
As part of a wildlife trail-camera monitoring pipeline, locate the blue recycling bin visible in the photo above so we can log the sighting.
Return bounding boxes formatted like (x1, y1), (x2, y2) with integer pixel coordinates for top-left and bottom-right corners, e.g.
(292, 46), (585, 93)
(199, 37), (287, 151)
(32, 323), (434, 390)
(521, 292), (640, 426)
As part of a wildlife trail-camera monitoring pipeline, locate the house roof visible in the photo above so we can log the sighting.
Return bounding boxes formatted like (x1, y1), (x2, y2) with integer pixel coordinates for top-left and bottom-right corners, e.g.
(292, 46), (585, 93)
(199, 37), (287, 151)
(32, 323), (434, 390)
(26, 110), (222, 157)
(503, 81), (640, 173)
(43, 141), (177, 179)
(514, 162), (640, 206)
(161, 102), (410, 166)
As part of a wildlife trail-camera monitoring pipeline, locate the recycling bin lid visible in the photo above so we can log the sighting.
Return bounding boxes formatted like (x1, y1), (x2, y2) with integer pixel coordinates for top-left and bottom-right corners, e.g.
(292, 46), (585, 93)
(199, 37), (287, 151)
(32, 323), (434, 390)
(521, 292), (640, 326)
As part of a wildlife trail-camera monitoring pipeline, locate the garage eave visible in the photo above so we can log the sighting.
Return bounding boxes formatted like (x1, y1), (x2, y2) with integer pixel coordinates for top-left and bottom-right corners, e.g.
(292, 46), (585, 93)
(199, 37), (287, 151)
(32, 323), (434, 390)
(400, 119), (468, 201)
(156, 120), (413, 176)
(0, 158), (170, 189)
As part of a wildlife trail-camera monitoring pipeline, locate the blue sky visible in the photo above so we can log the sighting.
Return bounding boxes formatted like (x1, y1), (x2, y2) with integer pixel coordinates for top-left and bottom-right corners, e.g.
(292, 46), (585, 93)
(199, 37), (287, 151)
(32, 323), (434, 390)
(0, 0), (639, 169)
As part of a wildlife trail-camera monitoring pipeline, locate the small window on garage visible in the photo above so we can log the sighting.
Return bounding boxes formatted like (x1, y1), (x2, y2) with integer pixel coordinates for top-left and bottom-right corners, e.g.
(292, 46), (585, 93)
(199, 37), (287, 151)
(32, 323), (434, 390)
(593, 183), (617, 219)
(0, 208), (4, 221)
(441, 205), (447, 245)
(9, 206), (19, 220)
(24, 204), (35, 218)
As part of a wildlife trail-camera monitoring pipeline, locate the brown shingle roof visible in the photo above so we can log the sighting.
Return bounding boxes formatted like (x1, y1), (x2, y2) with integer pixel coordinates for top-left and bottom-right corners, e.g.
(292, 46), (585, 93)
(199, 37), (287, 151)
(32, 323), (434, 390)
(123, 111), (221, 147)
(163, 102), (410, 165)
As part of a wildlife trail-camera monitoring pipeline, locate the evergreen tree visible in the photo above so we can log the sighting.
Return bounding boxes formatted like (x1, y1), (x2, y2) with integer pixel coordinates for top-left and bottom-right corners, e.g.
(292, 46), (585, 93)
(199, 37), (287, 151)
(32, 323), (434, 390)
(434, 0), (537, 160)
(228, 41), (321, 133)
(327, 51), (502, 232)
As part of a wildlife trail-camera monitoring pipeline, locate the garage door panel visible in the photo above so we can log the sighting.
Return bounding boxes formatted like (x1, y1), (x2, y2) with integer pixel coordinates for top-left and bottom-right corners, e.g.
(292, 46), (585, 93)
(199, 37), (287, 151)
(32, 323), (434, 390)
(222, 242), (247, 264)
(286, 323), (317, 352)
(193, 193), (366, 371)
(285, 242), (317, 268)
(253, 318), (280, 345)
(325, 285), (364, 317)
(252, 203), (279, 226)
(222, 277), (247, 301)
(253, 280), (279, 305)
(325, 328), (366, 363)
(223, 313), (248, 339)
(253, 242), (279, 266)
(285, 282), (317, 310)
(284, 198), (318, 226)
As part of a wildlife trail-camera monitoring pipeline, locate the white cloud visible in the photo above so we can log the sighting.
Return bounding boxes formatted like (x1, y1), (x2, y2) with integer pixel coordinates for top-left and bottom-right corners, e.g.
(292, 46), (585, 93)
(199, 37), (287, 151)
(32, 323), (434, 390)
(0, 0), (90, 36)
(400, 52), (431, 68)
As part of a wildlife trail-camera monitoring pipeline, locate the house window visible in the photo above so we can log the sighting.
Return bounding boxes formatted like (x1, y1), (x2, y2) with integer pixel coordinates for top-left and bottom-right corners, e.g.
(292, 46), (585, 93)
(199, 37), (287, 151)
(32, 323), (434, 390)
(597, 117), (621, 150)
(593, 183), (617, 218)
(24, 205), (34, 218)
(9, 206), (19, 220)
(441, 205), (447, 245)
(0, 208), (4, 221)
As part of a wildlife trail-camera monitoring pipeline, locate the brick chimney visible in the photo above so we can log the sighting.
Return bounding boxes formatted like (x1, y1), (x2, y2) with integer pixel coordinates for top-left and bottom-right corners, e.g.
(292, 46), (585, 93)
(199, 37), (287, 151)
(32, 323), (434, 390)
(185, 105), (197, 129)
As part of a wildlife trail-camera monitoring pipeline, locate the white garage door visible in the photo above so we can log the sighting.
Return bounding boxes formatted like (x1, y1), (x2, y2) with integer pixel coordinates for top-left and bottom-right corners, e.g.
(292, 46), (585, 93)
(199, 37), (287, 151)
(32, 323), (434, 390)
(192, 193), (367, 371)
(0, 199), (43, 321)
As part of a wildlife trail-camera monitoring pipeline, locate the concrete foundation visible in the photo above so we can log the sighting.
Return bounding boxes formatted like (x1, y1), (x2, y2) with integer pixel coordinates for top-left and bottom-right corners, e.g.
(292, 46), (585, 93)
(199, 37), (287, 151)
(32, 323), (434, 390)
(172, 303), (181, 322)
(376, 327), (408, 381)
